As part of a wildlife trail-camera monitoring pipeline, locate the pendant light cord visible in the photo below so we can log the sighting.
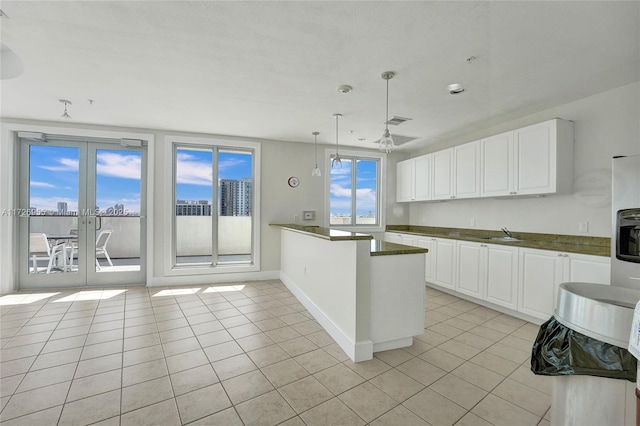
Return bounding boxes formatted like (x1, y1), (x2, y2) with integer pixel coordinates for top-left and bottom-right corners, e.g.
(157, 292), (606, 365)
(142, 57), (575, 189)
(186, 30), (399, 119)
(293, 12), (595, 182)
(385, 77), (390, 133)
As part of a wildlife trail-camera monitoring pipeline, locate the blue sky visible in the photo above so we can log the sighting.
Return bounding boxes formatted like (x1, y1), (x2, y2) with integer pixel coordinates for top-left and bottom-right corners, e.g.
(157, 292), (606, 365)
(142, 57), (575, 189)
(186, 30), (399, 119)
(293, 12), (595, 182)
(330, 158), (378, 217)
(29, 144), (375, 217)
(29, 145), (143, 214)
(176, 149), (253, 203)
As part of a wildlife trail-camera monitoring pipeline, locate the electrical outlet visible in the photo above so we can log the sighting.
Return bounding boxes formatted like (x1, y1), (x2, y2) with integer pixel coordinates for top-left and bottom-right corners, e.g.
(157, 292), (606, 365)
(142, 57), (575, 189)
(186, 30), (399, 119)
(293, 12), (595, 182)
(293, 214), (299, 222)
(470, 218), (476, 227)
(579, 221), (589, 233)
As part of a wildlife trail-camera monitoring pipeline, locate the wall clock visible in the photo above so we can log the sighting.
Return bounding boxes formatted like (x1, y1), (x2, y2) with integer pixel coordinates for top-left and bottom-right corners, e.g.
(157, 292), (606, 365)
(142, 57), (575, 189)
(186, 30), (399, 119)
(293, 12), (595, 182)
(287, 176), (300, 188)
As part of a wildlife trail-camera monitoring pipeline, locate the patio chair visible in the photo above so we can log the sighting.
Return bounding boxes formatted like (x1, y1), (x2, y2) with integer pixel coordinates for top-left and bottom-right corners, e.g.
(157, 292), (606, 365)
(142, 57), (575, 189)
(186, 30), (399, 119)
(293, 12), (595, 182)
(95, 230), (113, 270)
(29, 233), (66, 274)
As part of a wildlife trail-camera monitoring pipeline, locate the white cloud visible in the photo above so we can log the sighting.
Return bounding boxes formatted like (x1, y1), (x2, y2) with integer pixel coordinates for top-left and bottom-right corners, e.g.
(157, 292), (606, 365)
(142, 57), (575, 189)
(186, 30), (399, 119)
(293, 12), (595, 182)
(97, 152), (141, 180)
(331, 185), (377, 210)
(176, 153), (213, 186)
(219, 157), (247, 172)
(39, 157), (79, 172)
(30, 181), (55, 188)
(330, 184), (352, 198)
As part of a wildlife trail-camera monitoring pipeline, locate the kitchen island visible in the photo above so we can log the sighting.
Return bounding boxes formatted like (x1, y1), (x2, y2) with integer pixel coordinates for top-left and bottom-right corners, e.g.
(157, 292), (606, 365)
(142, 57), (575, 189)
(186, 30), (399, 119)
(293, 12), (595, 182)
(271, 224), (428, 362)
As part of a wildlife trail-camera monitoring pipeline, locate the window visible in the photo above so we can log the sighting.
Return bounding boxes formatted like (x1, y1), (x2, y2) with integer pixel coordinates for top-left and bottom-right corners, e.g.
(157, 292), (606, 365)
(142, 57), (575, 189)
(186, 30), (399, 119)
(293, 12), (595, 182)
(171, 138), (259, 271)
(328, 150), (383, 229)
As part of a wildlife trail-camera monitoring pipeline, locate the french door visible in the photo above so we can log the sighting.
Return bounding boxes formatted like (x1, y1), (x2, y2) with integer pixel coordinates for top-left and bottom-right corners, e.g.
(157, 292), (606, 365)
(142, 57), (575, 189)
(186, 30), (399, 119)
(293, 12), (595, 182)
(18, 136), (146, 288)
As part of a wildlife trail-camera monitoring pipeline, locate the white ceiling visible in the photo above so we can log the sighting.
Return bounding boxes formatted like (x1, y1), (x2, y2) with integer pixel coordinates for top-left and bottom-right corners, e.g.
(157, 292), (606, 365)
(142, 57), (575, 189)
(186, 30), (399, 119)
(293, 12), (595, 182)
(1, 1), (638, 150)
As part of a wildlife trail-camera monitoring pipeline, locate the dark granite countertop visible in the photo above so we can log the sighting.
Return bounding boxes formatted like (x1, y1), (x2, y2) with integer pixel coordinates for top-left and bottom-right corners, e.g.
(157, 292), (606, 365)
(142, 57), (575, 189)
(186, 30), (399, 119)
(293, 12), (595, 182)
(370, 240), (429, 257)
(271, 224), (428, 256)
(386, 225), (611, 257)
(271, 224), (373, 241)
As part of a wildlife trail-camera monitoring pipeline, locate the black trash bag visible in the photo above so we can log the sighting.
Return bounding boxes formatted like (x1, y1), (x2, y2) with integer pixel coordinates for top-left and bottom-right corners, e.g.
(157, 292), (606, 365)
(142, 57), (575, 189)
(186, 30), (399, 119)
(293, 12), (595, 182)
(531, 317), (637, 382)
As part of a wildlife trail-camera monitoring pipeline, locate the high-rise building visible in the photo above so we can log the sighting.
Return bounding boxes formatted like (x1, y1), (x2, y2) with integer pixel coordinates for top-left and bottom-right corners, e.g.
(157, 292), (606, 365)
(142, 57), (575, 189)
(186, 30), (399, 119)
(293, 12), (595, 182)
(175, 199), (212, 216)
(219, 178), (252, 216)
(57, 202), (68, 215)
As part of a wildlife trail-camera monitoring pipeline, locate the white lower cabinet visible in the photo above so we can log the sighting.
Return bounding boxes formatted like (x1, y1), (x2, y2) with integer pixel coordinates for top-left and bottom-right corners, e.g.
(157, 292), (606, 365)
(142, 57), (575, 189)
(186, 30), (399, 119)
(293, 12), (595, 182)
(385, 232), (610, 322)
(455, 241), (484, 299)
(455, 241), (518, 309)
(431, 238), (456, 289)
(518, 248), (562, 320)
(416, 237), (434, 282)
(518, 248), (611, 321)
(384, 232), (403, 244)
(484, 244), (519, 310)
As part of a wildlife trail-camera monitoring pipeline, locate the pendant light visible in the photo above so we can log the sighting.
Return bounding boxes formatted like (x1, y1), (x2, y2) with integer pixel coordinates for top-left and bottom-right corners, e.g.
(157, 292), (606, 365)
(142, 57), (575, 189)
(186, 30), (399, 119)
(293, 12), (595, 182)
(59, 99), (72, 119)
(379, 71), (395, 153)
(331, 113), (342, 168)
(311, 131), (321, 177)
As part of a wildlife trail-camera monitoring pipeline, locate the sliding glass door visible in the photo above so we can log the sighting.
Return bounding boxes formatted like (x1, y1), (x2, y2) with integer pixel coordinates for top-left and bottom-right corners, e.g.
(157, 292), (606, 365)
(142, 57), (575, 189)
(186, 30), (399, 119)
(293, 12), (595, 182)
(18, 137), (146, 288)
(174, 145), (254, 267)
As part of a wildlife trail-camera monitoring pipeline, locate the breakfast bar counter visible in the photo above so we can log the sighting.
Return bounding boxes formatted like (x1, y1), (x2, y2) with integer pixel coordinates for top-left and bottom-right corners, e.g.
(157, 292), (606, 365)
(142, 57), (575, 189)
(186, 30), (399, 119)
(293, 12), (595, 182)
(271, 224), (427, 361)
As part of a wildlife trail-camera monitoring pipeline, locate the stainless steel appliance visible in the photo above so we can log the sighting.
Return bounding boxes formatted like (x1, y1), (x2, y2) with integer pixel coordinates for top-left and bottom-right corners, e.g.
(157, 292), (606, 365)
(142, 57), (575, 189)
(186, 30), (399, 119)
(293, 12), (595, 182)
(612, 154), (640, 289)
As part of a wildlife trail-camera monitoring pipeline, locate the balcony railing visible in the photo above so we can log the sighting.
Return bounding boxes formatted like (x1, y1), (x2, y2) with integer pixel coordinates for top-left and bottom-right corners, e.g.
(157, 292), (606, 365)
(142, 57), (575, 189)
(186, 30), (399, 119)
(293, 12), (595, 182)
(28, 216), (252, 259)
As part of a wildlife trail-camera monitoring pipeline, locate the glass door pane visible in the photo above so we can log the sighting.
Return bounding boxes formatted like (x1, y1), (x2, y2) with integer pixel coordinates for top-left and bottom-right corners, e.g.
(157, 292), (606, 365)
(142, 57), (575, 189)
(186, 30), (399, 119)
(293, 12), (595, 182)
(217, 149), (253, 264)
(355, 159), (378, 225)
(175, 147), (213, 265)
(93, 148), (143, 273)
(20, 143), (86, 288)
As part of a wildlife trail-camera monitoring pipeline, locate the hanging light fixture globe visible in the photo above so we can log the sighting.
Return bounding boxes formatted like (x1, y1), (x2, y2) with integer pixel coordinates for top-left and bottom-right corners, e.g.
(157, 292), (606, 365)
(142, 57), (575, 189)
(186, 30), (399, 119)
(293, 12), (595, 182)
(379, 71), (395, 153)
(311, 131), (321, 177)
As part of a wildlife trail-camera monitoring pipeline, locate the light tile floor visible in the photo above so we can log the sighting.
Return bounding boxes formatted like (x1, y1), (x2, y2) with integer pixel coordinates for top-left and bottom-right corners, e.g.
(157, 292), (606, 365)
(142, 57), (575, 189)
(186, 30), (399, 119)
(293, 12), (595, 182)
(0, 281), (551, 425)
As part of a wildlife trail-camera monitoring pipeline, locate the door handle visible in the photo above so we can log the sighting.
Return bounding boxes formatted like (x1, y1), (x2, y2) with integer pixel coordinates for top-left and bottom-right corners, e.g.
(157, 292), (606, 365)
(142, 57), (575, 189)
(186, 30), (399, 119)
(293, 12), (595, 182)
(96, 216), (102, 230)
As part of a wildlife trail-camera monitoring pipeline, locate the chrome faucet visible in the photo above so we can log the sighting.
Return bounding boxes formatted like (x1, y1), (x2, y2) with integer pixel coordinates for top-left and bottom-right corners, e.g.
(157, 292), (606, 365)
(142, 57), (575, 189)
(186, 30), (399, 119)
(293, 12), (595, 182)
(501, 227), (513, 238)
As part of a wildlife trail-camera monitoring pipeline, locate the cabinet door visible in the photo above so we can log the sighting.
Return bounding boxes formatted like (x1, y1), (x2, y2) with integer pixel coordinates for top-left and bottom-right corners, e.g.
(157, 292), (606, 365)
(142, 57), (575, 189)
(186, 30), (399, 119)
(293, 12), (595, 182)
(480, 131), (513, 197)
(518, 248), (561, 320)
(456, 241), (484, 298)
(514, 120), (556, 195)
(485, 244), (519, 310)
(401, 235), (418, 247)
(414, 154), (432, 201)
(432, 149), (453, 200)
(564, 253), (610, 285)
(454, 141), (480, 199)
(417, 238), (433, 282)
(396, 159), (414, 202)
(384, 233), (403, 244)
(432, 238), (456, 289)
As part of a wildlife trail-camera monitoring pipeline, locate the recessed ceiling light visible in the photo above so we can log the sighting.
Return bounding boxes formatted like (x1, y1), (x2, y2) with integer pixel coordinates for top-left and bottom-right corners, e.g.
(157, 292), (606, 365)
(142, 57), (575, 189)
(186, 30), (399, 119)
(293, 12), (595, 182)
(337, 85), (353, 94)
(447, 83), (465, 95)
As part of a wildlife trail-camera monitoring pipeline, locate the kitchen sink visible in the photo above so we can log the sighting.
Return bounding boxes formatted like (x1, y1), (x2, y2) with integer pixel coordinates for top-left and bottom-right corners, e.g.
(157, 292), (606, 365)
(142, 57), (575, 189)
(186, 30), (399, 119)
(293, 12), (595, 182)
(555, 282), (640, 348)
(479, 236), (523, 242)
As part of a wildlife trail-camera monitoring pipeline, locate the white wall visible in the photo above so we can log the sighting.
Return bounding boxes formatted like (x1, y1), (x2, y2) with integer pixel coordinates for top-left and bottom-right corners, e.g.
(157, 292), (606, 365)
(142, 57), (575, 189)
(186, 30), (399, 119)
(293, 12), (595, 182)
(403, 82), (640, 237)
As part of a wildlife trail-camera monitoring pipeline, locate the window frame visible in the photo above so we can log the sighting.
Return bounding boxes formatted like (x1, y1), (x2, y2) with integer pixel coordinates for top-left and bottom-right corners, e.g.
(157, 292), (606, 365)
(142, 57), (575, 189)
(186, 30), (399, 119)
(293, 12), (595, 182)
(164, 135), (260, 276)
(324, 148), (386, 233)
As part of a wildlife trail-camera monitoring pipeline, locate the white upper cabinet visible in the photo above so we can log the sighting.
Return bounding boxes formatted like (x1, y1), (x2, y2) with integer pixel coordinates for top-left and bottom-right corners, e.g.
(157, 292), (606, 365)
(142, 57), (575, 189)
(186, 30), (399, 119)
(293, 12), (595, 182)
(480, 131), (513, 197)
(396, 154), (432, 202)
(480, 118), (574, 197)
(396, 159), (414, 202)
(431, 142), (480, 200)
(514, 120), (558, 195)
(454, 141), (480, 199)
(414, 154), (432, 201)
(398, 118), (574, 202)
(432, 148), (454, 200)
